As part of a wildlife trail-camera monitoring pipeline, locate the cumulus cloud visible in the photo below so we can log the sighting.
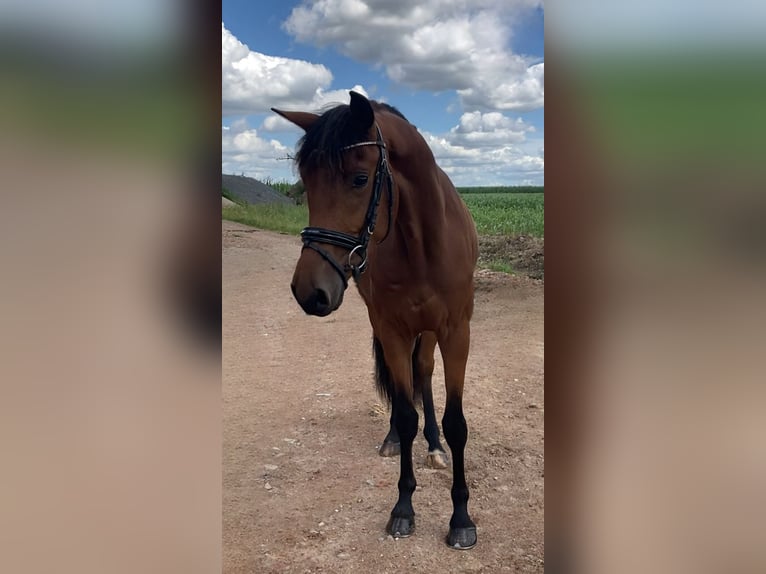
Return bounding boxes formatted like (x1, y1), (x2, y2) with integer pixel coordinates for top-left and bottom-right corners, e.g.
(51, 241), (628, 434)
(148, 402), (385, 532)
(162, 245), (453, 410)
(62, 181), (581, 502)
(459, 62), (544, 111)
(223, 113), (543, 185)
(260, 84), (370, 133)
(222, 23), (334, 116)
(224, 106), (543, 185)
(283, 0), (544, 111)
(222, 23), (373, 118)
(221, 121), (294, 180)
(415, 109), (543, 184)
(448, 111), (535, 147)
(221, 15), (542, 185)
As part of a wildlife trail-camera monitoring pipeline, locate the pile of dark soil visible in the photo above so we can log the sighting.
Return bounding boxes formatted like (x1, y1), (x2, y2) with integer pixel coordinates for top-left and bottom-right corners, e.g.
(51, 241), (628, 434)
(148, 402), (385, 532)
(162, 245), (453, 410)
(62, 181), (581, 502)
(478, 235), (544, 280)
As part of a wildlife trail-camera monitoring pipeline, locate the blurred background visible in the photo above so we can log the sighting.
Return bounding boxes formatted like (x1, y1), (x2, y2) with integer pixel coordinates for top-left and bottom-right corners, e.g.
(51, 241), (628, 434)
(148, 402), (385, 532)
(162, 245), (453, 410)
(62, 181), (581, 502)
(546, 1), (766, 572)
(0, 1), (220, 573)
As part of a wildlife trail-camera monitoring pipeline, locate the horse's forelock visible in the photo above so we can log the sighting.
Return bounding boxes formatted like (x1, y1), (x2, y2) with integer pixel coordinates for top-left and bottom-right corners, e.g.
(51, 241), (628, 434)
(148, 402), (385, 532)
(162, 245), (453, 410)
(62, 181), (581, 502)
(296, 104), (359, 175)
(295, 100), (410, 176)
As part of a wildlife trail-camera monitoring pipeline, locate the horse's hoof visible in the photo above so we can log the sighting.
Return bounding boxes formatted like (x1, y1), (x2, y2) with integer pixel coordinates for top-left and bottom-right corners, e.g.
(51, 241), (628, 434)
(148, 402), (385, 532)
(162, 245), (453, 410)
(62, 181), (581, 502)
(386, 515), (415, 538)
(446, 526), (477, 550)
(379, 441), (401, 457)
(426, 449), (449, 469)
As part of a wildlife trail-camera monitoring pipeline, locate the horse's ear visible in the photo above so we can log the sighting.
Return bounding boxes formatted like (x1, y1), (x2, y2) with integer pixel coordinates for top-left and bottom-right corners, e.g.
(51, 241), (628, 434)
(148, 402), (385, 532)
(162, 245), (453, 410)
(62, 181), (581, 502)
(270, 108), (319, 132)
(349, 91), (374, 130)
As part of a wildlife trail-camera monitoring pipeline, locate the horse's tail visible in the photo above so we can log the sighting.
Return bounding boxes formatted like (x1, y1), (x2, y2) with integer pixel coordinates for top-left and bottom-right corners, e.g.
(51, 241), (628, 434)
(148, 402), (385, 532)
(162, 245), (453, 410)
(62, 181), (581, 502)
(372, 334), (423, 407)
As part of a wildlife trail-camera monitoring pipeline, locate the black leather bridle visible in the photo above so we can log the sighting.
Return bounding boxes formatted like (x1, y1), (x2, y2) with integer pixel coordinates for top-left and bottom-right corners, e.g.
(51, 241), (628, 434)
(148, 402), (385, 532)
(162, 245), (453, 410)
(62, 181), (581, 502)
(300, 124), (394, 289)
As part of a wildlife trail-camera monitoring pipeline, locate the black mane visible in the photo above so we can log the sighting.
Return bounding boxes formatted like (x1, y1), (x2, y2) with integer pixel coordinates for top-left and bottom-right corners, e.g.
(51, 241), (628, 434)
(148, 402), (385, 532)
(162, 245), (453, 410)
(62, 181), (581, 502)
(296, 100), (408, 175)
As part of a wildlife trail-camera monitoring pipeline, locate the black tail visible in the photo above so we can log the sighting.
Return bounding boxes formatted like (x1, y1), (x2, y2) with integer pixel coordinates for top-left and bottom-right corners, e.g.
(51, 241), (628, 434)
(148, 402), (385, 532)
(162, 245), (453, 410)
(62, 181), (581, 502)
(372, 334), (423, 406)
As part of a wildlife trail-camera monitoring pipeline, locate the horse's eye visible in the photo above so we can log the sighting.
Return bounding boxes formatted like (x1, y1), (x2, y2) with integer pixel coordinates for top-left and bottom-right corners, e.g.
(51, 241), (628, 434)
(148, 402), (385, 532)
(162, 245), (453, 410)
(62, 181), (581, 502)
(352, 174), (369, 188)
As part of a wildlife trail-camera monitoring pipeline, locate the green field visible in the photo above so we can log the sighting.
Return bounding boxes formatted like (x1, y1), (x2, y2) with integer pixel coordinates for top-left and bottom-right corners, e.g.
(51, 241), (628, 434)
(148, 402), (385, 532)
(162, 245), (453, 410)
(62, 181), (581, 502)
(223, 203), (309, 235)
(462, 192), (543, 236)
(223, 188), (543, 276)
(457, 186), (542, 195)
(223, 189), (543, 238)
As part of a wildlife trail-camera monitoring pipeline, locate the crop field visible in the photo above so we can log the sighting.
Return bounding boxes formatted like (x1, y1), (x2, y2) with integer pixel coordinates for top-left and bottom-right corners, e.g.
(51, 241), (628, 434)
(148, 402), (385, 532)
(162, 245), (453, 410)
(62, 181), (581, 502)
(223, 188), (543, 237)
(222, 203), (309, 236)
(461, 192), (543, 237)
(457, 185), (542, 195)
(222, 187), (544, 276)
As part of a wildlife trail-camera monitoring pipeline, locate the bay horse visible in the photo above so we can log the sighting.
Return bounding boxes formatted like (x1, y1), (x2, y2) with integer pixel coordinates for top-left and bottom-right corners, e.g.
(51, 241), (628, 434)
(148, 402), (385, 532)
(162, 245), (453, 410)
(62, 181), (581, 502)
(272, 91), (479, 549)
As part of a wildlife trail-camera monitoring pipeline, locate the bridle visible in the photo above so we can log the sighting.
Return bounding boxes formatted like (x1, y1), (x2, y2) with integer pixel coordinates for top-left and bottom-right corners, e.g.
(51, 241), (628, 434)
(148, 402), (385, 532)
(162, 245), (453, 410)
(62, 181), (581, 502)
(300, 124), (394, 289)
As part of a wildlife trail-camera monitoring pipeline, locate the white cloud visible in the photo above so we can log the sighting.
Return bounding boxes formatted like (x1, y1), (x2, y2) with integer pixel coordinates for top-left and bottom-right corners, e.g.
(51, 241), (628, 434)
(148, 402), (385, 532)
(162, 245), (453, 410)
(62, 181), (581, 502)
(260, 115), (301, 134)
(221, 122), (295, 181)
(223, 107), (543, 186)
(459, 62), (544, 111)
(221, 16), (542, 185)
(222, 23), (373, 117)
(417, 110), (543, 185)
(259, 84), (370, 133)
(310, 84), (369, 109)
(283, 0), (543, 111)
(448, 111), (534, 147)
(222, 22), (334, 116)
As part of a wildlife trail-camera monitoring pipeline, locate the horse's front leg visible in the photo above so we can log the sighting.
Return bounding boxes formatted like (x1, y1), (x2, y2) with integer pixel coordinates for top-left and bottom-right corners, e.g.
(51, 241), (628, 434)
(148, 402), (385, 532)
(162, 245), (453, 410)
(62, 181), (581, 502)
(377, 330), (419, 538)
(439, 319), (477, 549)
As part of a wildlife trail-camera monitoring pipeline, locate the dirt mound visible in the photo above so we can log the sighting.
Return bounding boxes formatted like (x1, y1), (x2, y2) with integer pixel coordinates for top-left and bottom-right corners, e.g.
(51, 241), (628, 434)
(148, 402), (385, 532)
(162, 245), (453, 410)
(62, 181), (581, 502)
(222, 174), (293, 205)
(478, 235), (544, 280)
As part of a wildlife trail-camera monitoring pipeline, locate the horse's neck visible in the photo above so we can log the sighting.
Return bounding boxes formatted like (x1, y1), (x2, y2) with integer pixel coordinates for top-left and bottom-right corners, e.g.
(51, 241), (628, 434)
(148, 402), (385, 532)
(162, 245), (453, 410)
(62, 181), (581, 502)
(390, 139), (446, 239)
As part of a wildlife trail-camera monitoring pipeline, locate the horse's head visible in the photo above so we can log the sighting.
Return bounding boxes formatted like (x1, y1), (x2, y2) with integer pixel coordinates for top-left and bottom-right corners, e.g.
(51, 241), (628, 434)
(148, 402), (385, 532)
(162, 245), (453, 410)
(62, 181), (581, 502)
(272, 91), (388, 317)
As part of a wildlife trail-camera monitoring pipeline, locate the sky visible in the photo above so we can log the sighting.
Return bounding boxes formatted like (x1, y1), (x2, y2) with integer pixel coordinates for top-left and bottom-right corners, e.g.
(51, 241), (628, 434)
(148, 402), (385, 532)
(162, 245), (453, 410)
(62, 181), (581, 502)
(222, 0), (544, 187)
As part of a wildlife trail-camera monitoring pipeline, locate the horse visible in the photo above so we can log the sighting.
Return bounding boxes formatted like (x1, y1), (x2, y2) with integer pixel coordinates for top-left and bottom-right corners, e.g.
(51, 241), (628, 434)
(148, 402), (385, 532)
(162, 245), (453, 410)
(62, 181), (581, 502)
(272, 91), (479, 549)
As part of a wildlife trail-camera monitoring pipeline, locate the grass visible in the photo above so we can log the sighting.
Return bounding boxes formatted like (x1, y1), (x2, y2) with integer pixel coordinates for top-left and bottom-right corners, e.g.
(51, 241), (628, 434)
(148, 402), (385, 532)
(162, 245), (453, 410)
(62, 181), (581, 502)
(484, 260), (515, 274)
(457, 186), (542, 194)
(461, 192), (544, 237)
(221, 192), (543, 238)
(222, 190), (544, 276)
(222, 187), (243, 205)
(222, 203), (308, 235)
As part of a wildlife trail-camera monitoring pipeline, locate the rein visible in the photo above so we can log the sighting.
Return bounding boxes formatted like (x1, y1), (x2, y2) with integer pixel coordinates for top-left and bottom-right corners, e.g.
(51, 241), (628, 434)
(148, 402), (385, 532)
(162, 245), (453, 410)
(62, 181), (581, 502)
(300, 124), (394, 289)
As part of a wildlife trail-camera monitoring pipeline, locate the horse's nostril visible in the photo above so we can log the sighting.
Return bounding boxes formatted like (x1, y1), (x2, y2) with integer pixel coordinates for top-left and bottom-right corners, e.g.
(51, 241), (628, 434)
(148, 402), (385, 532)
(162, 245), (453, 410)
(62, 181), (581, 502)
(315, 288), (330, 308)
(293, 283), (334, 315)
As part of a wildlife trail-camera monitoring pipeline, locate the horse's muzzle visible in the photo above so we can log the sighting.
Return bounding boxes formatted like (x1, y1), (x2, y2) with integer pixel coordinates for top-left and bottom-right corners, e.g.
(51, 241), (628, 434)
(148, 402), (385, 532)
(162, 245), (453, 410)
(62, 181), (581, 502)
(291, 242), (349, 316)
(290, 280), (344, 317)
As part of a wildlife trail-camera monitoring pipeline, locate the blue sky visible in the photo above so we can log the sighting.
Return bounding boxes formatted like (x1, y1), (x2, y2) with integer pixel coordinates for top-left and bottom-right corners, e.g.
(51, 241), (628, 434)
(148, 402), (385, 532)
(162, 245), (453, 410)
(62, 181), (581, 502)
(222, 0), (544, 186)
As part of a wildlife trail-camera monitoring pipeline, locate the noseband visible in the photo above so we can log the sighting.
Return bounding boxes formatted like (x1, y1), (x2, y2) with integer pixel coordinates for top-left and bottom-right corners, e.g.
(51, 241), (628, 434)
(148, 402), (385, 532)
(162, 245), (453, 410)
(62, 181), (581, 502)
(300, 124), (394, 289)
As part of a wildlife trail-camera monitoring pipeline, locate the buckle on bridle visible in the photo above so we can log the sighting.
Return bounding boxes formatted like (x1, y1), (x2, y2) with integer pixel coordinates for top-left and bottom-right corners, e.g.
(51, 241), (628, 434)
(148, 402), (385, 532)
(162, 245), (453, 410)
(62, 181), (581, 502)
(348, 244), (368, 278)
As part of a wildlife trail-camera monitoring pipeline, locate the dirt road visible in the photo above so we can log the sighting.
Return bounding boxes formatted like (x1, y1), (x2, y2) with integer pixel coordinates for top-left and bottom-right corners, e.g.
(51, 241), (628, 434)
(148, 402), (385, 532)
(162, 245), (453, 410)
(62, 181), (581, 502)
(223, 221), (544, 573)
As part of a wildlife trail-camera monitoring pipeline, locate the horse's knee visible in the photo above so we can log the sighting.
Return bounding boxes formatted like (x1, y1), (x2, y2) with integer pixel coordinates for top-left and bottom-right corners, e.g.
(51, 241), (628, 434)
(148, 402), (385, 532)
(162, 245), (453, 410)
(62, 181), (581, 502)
(394, 398), (418, 443)
(442, 405), (467, 446)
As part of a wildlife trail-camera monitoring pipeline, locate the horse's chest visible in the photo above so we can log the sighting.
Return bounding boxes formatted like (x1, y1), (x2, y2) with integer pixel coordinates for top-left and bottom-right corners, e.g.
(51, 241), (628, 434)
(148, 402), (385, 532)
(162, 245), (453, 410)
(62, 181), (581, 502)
(362, 287), (445, 331)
